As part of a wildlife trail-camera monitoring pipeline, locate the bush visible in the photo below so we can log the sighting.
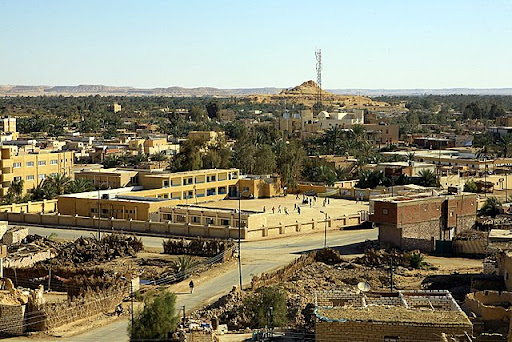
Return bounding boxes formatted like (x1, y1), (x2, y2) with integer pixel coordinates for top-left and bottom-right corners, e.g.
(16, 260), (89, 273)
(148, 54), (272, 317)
(463, 180), (478, 193)
(129, 290), (179, 341)
(243, 287), (288, 328)
(408, 252), (425, 269)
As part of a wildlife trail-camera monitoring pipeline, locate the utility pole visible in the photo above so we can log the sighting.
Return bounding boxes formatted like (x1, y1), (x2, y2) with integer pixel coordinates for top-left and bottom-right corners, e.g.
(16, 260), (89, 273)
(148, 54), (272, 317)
(237, 182), (242, 291)
(320, 210), (328, 249)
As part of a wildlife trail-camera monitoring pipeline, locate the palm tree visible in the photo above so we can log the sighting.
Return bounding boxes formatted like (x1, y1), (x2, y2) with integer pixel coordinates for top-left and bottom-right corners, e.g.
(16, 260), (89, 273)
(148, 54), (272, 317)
(10, 179), (24, 198)
(417, 169), (440, 187)
(478, 196), (502, 218)
(498, 134), (512, 158)
(32, 179), (57, 200)
(48, 174), (72, 195)
(68, 178), (95, 194)
(150, 152), (168, 169)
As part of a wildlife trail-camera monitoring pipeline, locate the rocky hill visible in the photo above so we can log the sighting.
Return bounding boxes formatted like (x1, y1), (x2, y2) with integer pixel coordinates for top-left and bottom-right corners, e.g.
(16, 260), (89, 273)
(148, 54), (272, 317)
(249, 80), (391, 109)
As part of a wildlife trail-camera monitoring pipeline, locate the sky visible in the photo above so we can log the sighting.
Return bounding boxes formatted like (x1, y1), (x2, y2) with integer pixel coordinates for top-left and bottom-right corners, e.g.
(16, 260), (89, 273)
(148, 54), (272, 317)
(1, 0), (512, 89)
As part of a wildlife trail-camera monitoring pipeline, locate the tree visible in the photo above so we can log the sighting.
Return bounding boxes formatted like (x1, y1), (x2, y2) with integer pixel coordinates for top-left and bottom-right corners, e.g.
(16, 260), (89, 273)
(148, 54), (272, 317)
(67, 178), (95, 194)
(463, 180), (478, 193)
(243, 287), (288, 328)
(416, 169), (440, 187)
(48, 174), (72, 195)
(32, 179), (57, 200)
(274, 140), (306, 190)
(205, 101), (220, 119)
(129, 290), (179, 341)
(150, 152), (168, 169)
(478, 197), (502, 218)
(253, 145), (276, 175)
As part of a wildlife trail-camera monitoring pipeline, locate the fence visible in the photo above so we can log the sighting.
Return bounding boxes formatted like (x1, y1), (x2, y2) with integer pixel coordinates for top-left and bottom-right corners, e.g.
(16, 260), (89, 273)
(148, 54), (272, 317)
(0, 199), (57, 214)
(0, 211), (363, 241)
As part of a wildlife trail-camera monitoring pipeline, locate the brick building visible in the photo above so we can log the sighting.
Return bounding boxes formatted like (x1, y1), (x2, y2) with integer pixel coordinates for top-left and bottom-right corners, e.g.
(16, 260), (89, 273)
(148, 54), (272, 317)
(370, 192), (477, 252)
(315, 290), (472, 342)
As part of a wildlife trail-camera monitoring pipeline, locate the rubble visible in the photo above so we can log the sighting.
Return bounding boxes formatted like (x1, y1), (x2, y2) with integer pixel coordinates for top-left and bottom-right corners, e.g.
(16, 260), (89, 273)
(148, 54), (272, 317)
(54, 234), (143, 265)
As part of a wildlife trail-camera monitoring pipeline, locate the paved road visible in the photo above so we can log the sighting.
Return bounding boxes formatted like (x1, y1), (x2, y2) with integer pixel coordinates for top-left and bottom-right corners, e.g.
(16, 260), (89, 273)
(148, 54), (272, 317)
(8, 227), (377, 342)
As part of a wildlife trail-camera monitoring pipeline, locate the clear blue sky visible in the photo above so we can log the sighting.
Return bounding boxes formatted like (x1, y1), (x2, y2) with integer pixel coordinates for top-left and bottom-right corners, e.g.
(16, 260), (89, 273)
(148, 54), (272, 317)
(1, 0), (511, 89)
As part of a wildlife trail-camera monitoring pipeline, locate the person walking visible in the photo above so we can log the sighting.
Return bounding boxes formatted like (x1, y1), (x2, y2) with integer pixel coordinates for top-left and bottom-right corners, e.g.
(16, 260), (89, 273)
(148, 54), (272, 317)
(189, 280), (195, 294)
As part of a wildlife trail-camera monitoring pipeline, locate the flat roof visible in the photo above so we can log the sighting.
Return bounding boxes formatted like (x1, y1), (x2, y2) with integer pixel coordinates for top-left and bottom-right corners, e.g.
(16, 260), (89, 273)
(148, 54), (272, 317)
(59, 186), (143, 198)
(163, 204), (262, 215)
(142, 168), (238, 178)
(316, 306), (469, 324)
(489, 229), (512, 240)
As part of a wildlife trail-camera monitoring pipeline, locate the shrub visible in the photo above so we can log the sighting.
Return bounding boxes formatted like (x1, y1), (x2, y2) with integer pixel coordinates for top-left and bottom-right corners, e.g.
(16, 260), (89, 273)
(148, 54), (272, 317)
(129, 290), (179, 341)
(408, 252), (425, 269)
(463, 180), (478, 193)
(243, 287), (288, 328)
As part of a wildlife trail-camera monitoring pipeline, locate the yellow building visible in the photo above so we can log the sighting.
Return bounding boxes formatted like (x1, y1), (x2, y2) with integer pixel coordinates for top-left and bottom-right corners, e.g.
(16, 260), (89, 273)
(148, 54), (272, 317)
(0, 147), (74, 196)
(75, 169), (139, 189)
(238, 175), (283, 198)
(58, 168), (240, 221)
(160, 204), (268, 228)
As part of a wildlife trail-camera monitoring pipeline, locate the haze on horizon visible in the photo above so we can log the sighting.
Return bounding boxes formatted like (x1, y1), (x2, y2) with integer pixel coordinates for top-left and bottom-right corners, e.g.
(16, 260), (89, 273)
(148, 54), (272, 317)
(1, 0), (511, 90)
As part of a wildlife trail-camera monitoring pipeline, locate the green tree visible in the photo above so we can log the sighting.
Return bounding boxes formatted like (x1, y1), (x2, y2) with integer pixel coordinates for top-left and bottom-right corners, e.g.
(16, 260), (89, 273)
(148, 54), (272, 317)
(463, 180), (478, 193)
(150, 152), (168, 168)
(478, 197), (502, 218)
(253, 145), (276, 175)
(274, 140), (306, 190)
(48, 174), (72, 195)
(417, 169), (440, 187)
(67, 178), (95, 194)
(243, 287), (288, 328)
(129, 290), (179, 341)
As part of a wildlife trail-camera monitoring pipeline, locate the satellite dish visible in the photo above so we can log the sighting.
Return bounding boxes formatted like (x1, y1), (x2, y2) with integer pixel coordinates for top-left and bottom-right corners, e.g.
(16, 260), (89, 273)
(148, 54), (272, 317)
(357, 282), (371, 292)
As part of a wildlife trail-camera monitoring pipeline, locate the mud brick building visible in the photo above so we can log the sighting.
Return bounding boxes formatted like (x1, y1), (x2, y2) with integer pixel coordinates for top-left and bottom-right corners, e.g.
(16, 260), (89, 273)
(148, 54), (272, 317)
(315, 290), (472, 342)
(370, 192), (477, 252)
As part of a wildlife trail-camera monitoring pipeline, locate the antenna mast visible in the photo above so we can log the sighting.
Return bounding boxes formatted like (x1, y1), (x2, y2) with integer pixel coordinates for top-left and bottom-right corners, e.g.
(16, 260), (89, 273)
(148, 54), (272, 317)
(315, 49), (322, 113)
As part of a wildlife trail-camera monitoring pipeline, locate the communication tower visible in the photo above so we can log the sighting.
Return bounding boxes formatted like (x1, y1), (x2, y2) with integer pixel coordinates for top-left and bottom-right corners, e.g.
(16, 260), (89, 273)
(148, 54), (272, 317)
(315, 49), (322, 113)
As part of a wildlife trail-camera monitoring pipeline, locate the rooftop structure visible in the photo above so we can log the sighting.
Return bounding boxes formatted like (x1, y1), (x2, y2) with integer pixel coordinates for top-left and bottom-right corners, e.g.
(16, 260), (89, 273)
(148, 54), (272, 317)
(315, 290), (472, 342)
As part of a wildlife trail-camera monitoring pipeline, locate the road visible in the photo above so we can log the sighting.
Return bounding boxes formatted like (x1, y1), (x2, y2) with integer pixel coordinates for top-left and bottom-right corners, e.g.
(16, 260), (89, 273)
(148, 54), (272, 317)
(8, 226), (377, 342)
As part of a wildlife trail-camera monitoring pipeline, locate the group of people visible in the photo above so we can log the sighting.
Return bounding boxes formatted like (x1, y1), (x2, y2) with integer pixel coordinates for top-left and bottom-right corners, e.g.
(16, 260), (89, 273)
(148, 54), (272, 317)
(262, 194), (331, 215)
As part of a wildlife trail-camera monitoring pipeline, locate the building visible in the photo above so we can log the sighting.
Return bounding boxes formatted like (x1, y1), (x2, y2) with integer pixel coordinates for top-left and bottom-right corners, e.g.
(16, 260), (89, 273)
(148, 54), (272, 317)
(238, 175), (283, 199)
(160, 204), (268, 228)
(75, 168), (139, 189)
(366, 161), (436, 178)
(58, 168), (240, 221)
(0, 147), (74, 197)
(370, 192), (477, 252)
(315, 290), (472, 342)
(0, 117), (16, 134)
(364, 123), (399, 146)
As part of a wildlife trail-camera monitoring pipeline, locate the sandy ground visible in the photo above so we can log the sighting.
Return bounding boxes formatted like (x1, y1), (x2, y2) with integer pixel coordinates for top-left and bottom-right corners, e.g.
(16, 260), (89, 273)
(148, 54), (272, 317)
(199, 197), (368, 227)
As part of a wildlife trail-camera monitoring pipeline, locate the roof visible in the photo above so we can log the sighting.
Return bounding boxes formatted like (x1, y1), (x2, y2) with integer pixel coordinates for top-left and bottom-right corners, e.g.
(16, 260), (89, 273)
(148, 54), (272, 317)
(315, 306), (470, 325)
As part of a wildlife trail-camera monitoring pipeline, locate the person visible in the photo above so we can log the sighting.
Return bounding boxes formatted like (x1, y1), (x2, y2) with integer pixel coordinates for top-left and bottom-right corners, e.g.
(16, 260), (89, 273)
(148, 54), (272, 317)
(297, 207), (301, 215)
(115, 303), (123, 317)
(272, 206), (275, 214)
(189, 280), (195, 294)
(263, 206), (266, 212)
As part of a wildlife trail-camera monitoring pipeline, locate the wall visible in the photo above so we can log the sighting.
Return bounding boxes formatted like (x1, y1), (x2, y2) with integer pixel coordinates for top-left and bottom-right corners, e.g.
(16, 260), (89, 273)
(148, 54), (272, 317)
(0, 211), (363, 241)
(0, 304), (25, 336)
(27, 286), (126, 332)
(315, 320), (472, 342)
(0, 199), (57, 214)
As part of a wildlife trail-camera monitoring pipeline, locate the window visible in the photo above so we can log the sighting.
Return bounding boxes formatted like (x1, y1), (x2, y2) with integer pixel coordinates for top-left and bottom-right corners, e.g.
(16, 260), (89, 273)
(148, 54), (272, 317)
(50, 160), (58, 165)
(163, 180), (169, 188)
(384, 337), (399, 342)
(26, 175), (34, 181)
(191, 216), (199, 223)
(26, 161), (34, 167)
(206, 218), (214, 225)
(176, 215), (185, 222)
(13, 162), (21, 168)
(221, 219), (229, 226)
(38, 174), (46, 180)
(13, 176), (21, 181)
(38, 161), (46, 166)
(50, 173), (57, 177)
(91, 208), (96, 213)
(382, 208), (389, 215)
